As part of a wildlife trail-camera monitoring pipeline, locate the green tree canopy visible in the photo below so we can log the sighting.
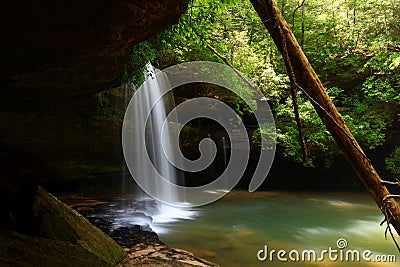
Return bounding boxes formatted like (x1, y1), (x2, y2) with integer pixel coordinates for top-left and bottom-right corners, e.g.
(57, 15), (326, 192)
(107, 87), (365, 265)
(127, 0), (400, 171)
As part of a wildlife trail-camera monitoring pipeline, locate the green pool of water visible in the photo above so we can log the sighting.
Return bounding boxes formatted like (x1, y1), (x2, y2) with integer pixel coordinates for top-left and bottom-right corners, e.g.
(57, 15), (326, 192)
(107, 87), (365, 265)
(158, 190), (399, 267)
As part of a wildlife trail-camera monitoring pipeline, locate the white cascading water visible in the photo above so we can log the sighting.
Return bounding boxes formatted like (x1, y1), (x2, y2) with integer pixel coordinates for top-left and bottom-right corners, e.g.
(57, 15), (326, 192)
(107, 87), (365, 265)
(124, 63), (196, 233)
(141, 63), (177, 200)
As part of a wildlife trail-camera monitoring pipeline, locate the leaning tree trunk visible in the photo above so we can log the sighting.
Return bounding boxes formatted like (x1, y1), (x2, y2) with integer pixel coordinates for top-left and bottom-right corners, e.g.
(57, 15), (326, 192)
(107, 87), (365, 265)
(250, 0), (400, 235)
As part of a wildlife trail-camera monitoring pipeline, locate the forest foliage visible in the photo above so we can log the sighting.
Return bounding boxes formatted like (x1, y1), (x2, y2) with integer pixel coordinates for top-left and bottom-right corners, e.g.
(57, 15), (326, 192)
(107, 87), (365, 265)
(126, 0), (400, 173)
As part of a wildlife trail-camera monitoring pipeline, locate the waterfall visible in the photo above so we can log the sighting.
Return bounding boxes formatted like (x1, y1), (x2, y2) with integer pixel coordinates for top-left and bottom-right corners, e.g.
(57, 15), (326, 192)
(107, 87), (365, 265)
(121, 63), (196, 233)
(222, 136), (227, 169)
(142, 63), (179, 202)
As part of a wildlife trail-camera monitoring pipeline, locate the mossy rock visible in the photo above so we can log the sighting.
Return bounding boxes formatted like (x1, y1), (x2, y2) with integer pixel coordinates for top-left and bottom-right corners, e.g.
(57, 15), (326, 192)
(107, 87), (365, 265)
(0, 185), (126, 266)
(0, 230), (110, 267)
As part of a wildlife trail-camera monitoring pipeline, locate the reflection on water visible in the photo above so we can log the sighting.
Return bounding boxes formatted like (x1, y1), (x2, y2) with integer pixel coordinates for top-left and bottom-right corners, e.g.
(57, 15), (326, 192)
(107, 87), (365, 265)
(156, 191), (399, 267)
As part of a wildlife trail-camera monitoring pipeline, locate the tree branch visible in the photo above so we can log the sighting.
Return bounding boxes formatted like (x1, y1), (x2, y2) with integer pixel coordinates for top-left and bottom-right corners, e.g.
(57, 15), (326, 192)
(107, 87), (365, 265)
(292, 0), (306, 30)
(280, 18), (308, 162)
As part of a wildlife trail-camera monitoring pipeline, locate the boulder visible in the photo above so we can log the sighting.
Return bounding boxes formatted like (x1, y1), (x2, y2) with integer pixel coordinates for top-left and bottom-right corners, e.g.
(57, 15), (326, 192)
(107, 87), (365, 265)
(0, 185), (126, 266)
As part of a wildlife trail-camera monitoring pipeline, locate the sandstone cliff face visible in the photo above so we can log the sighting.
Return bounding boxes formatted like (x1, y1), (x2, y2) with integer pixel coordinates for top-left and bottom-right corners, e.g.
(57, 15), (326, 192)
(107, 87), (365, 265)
(0, 0), (188, 104)
(0, 0), (189, 185)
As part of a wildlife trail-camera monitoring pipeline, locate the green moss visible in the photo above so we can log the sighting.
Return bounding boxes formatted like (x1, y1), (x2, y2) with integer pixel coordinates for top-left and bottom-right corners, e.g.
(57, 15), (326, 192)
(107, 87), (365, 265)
(32, 186), (126, 265)
(64, 161), (121, 180)
(0, 230), (109, 267)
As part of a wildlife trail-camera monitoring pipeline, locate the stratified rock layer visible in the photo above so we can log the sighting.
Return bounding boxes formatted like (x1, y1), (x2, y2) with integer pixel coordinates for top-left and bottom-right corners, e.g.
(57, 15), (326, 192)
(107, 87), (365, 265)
(0, 0), (189, 104)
